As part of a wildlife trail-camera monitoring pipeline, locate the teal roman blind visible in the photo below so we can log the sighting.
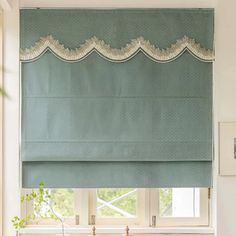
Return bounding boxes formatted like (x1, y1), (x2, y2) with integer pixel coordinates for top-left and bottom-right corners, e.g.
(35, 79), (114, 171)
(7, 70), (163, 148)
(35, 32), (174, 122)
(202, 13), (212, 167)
(20, 9), (214, 188)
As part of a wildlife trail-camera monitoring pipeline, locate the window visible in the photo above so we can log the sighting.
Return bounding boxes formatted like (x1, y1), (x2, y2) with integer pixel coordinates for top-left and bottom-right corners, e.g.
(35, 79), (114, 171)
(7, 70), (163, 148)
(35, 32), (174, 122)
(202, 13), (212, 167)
(22, 188), (210, 227)
(89, 189), (147, 225)
(150, 188), (209, 226)
(20, 9), (213, 232)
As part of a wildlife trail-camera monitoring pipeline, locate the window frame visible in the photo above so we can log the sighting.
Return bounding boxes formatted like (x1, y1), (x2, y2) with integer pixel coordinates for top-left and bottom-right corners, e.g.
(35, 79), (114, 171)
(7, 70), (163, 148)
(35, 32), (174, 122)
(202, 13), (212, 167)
(149, 188), (209, 227)
(89, 188), (148, 226)
(22, 188), (210, 227)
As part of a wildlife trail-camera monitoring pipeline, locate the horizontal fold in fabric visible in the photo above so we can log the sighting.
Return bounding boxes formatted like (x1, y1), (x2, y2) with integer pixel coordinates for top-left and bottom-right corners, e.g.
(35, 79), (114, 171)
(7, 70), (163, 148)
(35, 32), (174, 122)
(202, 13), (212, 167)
(22, 161), (212, 188)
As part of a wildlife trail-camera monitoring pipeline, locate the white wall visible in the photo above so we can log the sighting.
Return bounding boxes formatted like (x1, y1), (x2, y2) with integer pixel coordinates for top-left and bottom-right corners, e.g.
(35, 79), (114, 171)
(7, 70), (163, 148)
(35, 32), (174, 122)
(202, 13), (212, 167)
(215, 0), (236, 235)
(19, 0), (215, 8)
(2, 0), (236, 235)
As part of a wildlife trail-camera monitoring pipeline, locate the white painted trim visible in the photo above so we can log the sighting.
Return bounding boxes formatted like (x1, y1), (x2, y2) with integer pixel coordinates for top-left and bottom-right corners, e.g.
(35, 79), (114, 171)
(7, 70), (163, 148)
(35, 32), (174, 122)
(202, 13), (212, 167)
(2, 1), (20, 236)
(19, 226), (214, 234)
(19, 0), (215, 8)
(76, 189), (89, 226)
(0, 9), (3, 236)
(0, 0), (12, 10)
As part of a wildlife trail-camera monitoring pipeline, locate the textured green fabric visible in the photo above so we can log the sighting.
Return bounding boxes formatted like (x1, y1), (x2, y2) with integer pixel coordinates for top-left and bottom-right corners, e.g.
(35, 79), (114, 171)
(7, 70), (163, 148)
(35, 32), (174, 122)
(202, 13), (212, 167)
(22, 161), (212, 188)
(22, 52), (212, 162)
(21, 9), (213, 188)
(20, 9), (214, 49)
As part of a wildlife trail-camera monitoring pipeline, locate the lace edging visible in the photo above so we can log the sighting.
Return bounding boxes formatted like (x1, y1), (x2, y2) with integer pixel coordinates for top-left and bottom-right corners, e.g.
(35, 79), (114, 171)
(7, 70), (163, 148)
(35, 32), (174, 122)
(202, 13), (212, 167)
(20, 35), (214, 63)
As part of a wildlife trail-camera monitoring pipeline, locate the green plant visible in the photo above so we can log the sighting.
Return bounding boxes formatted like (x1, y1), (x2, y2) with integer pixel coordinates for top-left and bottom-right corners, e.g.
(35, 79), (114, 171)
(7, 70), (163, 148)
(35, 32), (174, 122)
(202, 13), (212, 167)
(11, 182), (65, 235)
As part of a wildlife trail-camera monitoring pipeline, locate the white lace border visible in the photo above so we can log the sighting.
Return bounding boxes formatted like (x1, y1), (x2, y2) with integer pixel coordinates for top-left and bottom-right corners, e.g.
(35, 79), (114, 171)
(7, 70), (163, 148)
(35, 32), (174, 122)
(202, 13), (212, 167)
(20, 35), (214, 63)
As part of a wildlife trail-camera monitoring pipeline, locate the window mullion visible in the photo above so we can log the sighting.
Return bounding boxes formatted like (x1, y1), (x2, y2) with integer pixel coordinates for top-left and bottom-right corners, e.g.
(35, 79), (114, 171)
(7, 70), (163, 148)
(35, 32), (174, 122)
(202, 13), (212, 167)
(76, 189), (90, 226)
(140, 188), (150, 226)
(88, 189), (97, 225)
(149, 188), (159, 227)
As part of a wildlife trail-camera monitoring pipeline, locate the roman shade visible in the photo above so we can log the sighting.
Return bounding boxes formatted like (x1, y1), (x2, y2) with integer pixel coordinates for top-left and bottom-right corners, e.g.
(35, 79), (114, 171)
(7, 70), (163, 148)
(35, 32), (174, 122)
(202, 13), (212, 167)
(20, 9), (214, 188)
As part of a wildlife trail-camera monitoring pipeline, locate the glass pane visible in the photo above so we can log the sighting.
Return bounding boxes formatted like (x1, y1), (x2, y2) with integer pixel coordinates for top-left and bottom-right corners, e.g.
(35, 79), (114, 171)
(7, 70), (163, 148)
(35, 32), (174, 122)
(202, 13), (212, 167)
(34, 189), (75, 218)
(159, 188), (200, 217)
(51, 189), (75, 217)
(97, 188), (137, 218)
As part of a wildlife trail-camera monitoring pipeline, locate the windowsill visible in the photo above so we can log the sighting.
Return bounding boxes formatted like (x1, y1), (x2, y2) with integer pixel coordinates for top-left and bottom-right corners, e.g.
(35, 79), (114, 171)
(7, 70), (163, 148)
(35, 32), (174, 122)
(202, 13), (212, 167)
(20, 225), (214, 235)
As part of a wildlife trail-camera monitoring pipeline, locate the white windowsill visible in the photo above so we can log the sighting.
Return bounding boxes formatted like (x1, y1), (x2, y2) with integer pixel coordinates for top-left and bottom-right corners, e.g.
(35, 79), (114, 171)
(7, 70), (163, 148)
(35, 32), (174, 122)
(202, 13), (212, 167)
(20, 226), (214, 234)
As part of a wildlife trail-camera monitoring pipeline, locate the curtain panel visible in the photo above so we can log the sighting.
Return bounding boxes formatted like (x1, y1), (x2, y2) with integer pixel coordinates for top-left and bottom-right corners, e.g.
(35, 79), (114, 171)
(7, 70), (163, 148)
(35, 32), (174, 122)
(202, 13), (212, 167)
(20, 9), (214, 188)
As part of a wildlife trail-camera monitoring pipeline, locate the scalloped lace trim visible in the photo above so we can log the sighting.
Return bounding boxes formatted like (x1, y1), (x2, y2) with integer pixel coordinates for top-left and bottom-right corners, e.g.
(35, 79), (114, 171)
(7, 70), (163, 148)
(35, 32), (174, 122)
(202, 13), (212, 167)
(20, 35), (214, 63)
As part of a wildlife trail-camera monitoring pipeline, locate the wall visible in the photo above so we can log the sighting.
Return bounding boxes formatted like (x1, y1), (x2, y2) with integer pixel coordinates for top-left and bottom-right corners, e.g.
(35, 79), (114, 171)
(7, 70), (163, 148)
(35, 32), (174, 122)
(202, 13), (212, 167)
(19, 0), (215, 8)
(215, 0), (236, 236)
(2, 0), (236, 235)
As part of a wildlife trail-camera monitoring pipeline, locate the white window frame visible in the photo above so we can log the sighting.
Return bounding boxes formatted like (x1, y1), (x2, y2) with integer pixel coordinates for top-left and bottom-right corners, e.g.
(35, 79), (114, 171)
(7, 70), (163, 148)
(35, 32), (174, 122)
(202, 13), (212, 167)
(149, 188), (209, 227)
(89, 189), (148, 226)
(23, 188), (210, 227)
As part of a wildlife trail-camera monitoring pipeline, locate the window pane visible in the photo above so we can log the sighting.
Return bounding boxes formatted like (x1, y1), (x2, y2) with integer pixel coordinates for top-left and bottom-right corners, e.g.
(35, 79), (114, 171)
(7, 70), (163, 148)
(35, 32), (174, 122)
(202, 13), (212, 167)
(34, 189), (75, 218)
(51, 189), (75, 217)
(96, 188), (137, 218)
(159, 188), (200, 217)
